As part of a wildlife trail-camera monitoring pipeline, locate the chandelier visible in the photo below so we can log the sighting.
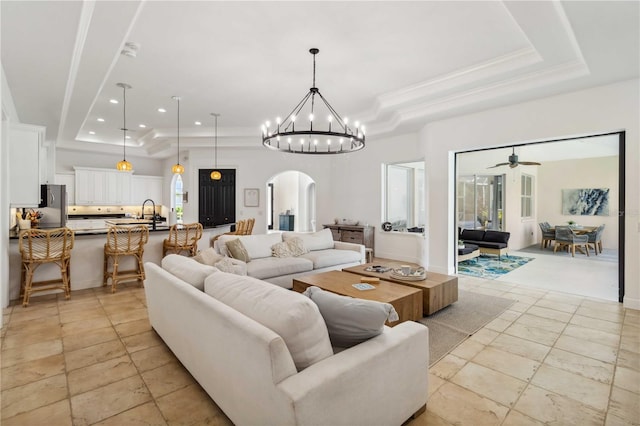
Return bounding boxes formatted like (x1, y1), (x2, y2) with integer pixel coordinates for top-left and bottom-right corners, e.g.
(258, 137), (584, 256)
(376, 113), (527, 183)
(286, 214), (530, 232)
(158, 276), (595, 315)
(171, 96), (184, 175)
(115, 83), (133, 171)
(261, 48), (365, 155)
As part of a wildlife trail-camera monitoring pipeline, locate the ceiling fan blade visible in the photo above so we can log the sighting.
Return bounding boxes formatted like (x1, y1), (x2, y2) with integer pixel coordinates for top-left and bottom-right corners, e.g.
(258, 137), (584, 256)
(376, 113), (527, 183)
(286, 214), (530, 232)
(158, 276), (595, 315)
(509, 163), (518, 168)
(519, 161), (542, 166)
(487, 162), (510, 169)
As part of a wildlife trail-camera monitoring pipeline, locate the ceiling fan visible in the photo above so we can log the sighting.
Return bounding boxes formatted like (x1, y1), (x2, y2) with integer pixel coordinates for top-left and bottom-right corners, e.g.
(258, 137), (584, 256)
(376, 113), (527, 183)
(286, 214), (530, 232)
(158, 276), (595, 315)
(488, 147), (541, 168)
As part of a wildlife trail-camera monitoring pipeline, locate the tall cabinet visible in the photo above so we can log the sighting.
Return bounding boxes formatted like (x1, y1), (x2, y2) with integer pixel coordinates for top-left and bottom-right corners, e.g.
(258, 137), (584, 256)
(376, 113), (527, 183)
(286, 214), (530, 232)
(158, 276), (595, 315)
(8, 123), (45, 207)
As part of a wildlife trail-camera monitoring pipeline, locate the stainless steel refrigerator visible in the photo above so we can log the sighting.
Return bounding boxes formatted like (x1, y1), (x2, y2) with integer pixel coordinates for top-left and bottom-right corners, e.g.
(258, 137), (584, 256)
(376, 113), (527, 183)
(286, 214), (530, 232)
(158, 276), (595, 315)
(38, 184), (67, 228)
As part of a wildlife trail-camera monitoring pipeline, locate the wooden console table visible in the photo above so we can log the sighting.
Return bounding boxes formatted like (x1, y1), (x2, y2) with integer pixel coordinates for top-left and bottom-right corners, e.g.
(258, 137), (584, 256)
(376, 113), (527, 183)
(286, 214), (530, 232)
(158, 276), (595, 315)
(323, 224), (374, 255)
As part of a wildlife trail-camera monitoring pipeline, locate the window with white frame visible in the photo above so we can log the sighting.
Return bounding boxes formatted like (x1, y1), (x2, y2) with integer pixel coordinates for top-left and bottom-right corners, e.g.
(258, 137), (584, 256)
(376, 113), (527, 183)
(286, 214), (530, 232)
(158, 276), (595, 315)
(171, 174), (184, 223)
(384, 161), (425, 231)
(521, 174), (534, 218)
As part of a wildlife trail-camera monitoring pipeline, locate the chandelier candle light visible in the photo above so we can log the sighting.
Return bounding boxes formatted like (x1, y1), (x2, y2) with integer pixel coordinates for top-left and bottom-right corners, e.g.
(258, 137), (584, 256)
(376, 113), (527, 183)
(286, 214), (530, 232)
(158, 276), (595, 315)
(261, 48), (365, 154)
(115, 83), (133, 171)
(171, 96), (184, 175)
(210, 113), (221, 180)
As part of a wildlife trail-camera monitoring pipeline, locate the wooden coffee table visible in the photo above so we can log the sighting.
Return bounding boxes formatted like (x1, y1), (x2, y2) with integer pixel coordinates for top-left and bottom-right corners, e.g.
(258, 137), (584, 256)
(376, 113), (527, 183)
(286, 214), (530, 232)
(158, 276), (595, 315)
(343, 261), (458, 316)
(292, 270), (423, 326)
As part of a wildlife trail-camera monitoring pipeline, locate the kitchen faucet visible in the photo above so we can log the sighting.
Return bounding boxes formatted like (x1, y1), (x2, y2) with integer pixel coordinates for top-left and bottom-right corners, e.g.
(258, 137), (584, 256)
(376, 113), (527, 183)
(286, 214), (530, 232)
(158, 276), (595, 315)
(142, 199), (156, 230)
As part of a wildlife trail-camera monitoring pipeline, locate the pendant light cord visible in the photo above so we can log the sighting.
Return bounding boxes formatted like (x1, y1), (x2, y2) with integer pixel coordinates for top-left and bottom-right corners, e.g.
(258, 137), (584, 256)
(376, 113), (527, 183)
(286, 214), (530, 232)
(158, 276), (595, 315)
(214, 114), (218, 167)
(122, 85), (127, 160)
(176, 97), (180, 166)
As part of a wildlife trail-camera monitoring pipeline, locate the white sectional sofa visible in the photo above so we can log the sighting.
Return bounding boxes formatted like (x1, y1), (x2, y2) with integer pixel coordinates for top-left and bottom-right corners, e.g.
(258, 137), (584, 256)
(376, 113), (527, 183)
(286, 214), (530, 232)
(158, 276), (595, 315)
(213, 228), (365, 288)
(144, 255), (429, 426)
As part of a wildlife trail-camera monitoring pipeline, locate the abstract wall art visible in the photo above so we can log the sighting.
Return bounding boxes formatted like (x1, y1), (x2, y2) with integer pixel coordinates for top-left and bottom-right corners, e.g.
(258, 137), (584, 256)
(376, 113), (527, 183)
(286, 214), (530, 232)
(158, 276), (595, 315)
(562, 188), (610, 216)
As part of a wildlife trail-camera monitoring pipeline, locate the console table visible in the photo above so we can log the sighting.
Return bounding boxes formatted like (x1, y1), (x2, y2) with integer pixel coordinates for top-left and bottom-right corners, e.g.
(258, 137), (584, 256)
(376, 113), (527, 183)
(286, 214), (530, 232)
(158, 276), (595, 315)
(323, 224), (374, 257)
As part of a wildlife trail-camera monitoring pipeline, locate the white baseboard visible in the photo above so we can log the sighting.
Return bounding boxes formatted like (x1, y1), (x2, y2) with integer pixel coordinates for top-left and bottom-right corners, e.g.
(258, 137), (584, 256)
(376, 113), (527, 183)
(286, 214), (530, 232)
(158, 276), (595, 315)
(623, 296), (640, 311)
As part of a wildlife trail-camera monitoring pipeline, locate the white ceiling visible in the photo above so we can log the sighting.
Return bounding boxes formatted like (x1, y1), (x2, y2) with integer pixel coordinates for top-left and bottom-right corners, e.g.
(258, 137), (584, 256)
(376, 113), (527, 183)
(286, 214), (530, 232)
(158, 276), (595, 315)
(1, 1), (638, 159)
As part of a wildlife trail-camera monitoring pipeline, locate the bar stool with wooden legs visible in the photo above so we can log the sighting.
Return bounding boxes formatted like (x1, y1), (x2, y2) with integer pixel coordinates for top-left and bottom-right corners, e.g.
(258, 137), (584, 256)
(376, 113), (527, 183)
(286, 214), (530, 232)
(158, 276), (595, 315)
(19, 227), (75, 307)
(103, 225), (149, 293)
(162, 222), (203, 257)
(210, 219), (245, 247)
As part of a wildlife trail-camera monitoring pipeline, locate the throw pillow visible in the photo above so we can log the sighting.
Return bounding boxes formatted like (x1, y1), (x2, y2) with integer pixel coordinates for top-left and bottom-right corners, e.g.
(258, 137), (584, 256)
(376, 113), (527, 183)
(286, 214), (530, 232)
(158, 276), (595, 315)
(226, 238), (251, 262)
(286, 237), (308, 256)
(161, 254), (218, 291)
(193, 247), (224, 266)
(204, 273), (333, 370)
(303, 286), (399, 348)
(282, 228), (334, 251)
(271, 240), (295, 258)
(214, 257), (248, 275)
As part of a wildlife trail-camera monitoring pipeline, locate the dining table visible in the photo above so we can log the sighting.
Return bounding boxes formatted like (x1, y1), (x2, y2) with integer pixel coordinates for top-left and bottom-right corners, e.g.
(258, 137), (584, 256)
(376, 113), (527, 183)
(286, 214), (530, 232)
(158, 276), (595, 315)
(548, 225), (597, 235)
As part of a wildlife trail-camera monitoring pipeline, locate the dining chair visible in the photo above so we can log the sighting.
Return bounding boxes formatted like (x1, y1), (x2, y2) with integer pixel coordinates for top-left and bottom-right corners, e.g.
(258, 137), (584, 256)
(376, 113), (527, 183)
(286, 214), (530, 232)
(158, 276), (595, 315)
(104, 225), (149, 293)
(19, 227), (75, 307)
(539, 222), (555, 249)
(163, 222), (204, 257)
(553, 226), (589, 257)
(586, 224), (605, 255)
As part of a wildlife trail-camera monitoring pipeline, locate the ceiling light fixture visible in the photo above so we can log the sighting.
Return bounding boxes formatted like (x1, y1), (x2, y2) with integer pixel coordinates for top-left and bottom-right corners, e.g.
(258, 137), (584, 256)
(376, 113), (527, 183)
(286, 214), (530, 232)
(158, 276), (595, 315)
(171, 96), (184, 175)
(210, 113), (221, 180)
(261, 48), (365, 155)
(115, 82), (133, 171)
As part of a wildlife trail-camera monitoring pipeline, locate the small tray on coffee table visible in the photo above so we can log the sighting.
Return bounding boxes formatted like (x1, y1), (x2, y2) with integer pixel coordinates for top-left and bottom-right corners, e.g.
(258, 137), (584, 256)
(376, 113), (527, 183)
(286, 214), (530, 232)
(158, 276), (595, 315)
(390, 268), (426, 281)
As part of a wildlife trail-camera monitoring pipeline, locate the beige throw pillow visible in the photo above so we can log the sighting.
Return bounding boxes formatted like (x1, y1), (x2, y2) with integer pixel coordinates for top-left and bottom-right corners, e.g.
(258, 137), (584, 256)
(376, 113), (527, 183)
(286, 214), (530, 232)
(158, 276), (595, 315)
(271, 237), (309, 258)
(193, 247), (224, 266)
(214, 257), (248, 275)
(226, 238), (250, 262)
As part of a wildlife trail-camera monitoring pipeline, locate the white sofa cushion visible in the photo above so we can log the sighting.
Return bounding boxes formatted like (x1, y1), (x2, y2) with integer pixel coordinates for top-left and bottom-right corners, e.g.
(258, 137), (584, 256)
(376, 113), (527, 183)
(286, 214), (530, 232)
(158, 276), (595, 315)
(204, 272), (333, 370)
(303, 286), (399, 348)
(246, 256), (313, 280)
(300, 249), (362, 269)
(162, 254), (217, 291)
(218, 233), (283, 259)
(283, 228), (334, 251)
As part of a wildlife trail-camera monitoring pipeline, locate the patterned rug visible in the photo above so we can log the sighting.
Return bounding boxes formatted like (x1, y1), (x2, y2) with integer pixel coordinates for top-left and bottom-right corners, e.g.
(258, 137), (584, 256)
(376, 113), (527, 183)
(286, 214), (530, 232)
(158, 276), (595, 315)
(458, 254), (534, 279)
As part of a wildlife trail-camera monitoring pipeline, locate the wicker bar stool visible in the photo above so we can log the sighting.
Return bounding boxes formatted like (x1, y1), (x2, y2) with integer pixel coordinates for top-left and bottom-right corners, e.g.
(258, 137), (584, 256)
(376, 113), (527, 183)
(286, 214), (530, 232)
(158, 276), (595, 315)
(19, 227), (75, 307)
(210, 219), (246, 247)
(103, 225), (149, 293)
(162, 222), (203, 257)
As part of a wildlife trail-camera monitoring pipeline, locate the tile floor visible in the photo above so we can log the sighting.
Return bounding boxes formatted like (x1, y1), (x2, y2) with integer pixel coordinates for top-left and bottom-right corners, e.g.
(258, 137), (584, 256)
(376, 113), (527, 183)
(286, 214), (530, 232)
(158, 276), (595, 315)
(1, 276), (639, 425)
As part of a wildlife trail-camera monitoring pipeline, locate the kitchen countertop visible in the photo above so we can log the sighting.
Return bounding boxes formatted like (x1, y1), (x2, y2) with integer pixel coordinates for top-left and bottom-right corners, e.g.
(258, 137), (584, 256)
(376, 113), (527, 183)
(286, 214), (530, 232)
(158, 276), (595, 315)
(9, 224), (170, 239)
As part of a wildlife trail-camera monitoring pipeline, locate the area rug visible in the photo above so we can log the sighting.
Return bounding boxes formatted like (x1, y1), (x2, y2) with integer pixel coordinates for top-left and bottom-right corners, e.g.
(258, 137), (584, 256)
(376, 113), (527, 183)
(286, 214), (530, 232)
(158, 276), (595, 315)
(418, 290), (515, 366)
(457, 254), (534, 279)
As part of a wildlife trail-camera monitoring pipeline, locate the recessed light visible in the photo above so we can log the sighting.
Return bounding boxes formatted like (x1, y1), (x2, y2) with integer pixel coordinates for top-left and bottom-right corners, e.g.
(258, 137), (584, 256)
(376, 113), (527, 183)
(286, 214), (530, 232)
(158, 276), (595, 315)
(139, 124), (146, 128)
(125, 136), (131, 139)
(89, 131), (96, 135)
(195, 121), (202, 126)
(158, 108), (166, 113)
(97, 118), (105, 122)
(109, 99), (119, 104)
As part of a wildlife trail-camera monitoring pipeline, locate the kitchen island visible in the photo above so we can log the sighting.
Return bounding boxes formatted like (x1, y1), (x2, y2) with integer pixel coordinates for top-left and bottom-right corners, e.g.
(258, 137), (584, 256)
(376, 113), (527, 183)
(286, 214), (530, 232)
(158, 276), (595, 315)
(7, 226), (223, 303)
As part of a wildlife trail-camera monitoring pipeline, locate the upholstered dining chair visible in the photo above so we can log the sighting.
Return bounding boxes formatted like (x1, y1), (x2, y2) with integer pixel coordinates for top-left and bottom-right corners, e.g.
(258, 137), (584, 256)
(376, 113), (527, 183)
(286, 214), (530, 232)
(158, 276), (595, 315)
(553, 226), (590, 257)
(539, 222), (555, 249)
(19, 227), (75, 307)
(104, 225), (149, 293)
(162, 222), (204, 257)
(586, 224), (605, 255)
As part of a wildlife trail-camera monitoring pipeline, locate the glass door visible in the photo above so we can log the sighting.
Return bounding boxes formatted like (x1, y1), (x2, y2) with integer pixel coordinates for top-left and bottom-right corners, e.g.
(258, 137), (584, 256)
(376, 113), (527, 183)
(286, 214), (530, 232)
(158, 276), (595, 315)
(457, 174), (504, 230)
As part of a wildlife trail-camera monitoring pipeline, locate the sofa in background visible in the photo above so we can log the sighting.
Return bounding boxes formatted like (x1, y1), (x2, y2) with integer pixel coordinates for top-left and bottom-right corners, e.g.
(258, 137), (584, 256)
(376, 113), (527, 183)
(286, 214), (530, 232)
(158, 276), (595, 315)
(213, 228), (365, 288)
(459, 228), (511, 258)
(145, 255), (429, 426)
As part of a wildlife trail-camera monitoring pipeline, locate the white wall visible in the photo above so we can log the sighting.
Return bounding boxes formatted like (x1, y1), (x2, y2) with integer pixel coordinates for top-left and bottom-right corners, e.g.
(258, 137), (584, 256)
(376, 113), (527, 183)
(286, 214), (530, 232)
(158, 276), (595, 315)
(1, 119), (8, 322)
(538, 156), (618, 249)
(424, 78), (639, 309)
(57, 148), (164, 176)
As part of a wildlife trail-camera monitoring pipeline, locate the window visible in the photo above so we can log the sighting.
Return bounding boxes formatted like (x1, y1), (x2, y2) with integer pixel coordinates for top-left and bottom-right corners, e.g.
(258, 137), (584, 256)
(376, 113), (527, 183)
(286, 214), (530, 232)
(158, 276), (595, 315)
(171, 174), (184, 223)
(383, 161), (425, 231)
(521, 174), (534, 218)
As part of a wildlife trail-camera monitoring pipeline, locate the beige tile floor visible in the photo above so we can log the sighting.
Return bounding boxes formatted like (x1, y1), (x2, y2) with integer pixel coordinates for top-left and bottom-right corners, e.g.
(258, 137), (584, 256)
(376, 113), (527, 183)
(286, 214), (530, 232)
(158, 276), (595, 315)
(1, 276), (639, 425)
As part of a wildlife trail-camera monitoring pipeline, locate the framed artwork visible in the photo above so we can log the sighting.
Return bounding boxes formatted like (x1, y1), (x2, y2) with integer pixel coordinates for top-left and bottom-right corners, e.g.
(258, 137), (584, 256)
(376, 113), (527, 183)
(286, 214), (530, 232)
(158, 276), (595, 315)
(562, 188), (610, 216)
(244, 188), (259, 207)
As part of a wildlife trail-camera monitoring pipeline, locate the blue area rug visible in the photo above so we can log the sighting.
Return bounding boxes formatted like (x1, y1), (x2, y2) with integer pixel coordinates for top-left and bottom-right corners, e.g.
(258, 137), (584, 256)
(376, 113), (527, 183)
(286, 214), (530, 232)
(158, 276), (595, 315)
(458, 254), (534, 279)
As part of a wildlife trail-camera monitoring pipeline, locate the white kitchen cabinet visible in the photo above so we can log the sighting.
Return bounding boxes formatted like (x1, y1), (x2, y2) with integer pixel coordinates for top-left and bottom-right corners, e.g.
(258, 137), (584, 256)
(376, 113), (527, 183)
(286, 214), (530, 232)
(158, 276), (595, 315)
(132, 175), (164, 206)
(9, 123), (45, 207)
(74, 167), (132, 205)
(55, 173), (76, 205)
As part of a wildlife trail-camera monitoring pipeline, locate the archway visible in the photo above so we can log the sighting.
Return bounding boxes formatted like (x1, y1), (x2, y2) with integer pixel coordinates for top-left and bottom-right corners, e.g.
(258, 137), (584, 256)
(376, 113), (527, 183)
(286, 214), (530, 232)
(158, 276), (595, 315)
(266, 171), (316, 232)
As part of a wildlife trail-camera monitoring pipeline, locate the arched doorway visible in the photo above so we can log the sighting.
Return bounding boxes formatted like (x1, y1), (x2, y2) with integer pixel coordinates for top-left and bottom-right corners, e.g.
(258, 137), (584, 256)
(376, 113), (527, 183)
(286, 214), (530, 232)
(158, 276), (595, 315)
(266, 171), (316, 232)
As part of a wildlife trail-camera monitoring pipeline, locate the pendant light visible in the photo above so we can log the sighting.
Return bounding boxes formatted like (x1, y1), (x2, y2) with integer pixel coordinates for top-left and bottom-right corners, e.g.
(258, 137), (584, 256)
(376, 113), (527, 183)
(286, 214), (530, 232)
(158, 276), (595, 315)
(115, 83), (133, 171)
(210, 112), (221, 180)
(171, 96), (184, 175)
